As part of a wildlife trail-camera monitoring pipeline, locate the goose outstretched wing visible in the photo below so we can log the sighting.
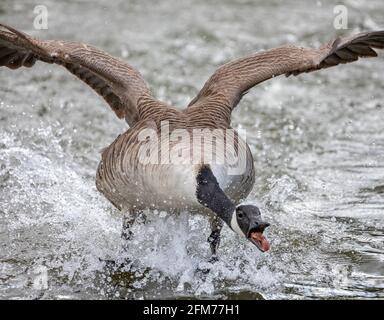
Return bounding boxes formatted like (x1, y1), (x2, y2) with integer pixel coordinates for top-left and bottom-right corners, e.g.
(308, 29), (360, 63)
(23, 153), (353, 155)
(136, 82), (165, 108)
(188, 31), (384, 124)
(0, 23), (154, 126)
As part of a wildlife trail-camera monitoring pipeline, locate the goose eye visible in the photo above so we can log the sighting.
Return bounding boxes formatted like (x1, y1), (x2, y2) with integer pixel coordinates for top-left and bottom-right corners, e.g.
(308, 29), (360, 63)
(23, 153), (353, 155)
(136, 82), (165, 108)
(237, 212), (243, 218)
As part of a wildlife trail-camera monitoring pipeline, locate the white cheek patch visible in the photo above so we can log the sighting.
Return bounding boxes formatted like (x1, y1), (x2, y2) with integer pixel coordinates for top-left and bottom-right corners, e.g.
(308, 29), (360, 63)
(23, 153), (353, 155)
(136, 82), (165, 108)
(230, 211), (246, 238)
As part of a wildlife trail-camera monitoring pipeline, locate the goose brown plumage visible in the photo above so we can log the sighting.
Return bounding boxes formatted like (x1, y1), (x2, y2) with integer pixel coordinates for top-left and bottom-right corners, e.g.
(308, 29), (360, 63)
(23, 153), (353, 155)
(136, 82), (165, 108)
(1, 23), (383, 257)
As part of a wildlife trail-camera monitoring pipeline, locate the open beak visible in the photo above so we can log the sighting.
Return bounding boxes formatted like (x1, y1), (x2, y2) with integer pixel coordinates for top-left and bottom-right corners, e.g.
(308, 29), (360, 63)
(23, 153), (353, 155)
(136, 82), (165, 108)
(247, 222), (270, 252)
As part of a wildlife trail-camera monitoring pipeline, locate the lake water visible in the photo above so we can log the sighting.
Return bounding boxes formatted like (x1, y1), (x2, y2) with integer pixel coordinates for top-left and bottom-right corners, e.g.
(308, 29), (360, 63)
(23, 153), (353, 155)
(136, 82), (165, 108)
(0, 0), (383, 299)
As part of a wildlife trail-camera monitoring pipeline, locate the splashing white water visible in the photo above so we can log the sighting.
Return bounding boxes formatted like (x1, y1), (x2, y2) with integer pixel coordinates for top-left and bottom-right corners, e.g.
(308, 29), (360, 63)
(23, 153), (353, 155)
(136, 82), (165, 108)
(0, 127), (279, 299)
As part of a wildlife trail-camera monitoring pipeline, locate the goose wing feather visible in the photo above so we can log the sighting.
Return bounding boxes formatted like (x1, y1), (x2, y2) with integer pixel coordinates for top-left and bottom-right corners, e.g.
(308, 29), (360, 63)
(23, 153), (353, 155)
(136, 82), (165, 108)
(0, 23), (155, 126)
(187, 31), (384, 124)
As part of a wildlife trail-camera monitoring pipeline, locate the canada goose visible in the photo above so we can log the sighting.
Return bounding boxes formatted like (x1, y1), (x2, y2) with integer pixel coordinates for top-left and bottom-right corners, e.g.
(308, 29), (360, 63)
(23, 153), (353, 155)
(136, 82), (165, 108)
(1, 23), (384, 259)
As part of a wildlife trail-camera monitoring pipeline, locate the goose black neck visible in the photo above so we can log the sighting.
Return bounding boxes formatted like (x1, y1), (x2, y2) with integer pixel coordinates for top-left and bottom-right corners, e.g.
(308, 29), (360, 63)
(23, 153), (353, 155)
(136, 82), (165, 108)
(196, 165), (235, 225)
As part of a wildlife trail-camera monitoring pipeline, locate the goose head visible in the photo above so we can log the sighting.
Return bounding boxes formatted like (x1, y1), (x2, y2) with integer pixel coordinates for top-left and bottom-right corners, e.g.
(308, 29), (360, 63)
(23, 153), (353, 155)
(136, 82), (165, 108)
(230, 205), (270, 252)
(196, 165), (270, 252)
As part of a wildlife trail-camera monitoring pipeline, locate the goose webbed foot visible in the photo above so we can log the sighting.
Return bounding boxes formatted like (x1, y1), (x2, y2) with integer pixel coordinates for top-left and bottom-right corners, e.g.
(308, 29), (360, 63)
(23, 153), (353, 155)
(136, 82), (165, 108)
(99, 257), (133, 273)
(195, 217), (223, 277)
(207, 216), (223, 257)
(195, 259), (217, 277)
(99, 209), (140, 272)
(121, 209), (141, 252)
(208, 255), (219, 264)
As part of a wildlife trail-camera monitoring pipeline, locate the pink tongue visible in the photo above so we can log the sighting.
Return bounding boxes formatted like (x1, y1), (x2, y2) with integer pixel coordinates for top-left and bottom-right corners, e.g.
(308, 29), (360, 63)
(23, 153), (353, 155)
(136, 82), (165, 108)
(251, 232), (270, 252)
(260, 236), (270, 252)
